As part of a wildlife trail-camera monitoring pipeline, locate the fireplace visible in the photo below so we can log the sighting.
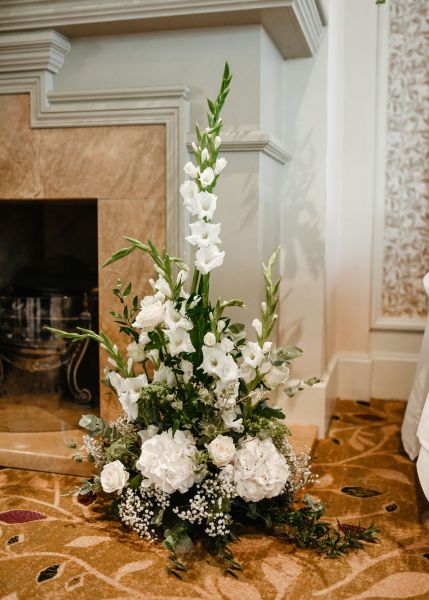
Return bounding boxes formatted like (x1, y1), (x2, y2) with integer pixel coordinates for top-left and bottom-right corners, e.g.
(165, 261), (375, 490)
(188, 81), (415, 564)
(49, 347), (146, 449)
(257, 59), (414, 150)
(0, 92), (167, 474)
(0, 200), (99, 435)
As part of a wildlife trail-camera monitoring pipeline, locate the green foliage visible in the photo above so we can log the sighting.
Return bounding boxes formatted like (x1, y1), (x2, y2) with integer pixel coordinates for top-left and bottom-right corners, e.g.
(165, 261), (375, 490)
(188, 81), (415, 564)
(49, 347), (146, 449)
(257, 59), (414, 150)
(231, 494), (379, 559)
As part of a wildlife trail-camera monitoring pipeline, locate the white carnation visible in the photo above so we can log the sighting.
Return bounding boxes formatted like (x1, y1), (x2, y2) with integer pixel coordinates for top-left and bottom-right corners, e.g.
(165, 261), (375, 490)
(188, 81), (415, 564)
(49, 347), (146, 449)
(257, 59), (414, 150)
(109, 372), (148, 422)
(136, 429), (197, 493)
(233, 437), (290, 502)
(207, 434), (235, 467)
(100, 460), (129, 494)
(133, 294), (165, 331)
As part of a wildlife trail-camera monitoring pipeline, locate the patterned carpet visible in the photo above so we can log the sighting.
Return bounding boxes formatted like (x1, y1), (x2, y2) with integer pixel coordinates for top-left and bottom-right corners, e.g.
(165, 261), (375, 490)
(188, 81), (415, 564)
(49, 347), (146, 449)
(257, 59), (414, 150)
(1, 399), (428, 599)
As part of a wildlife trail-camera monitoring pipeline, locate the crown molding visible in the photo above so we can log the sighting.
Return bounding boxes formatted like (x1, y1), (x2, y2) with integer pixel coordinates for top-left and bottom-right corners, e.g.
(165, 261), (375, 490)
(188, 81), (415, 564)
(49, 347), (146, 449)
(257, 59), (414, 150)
(0, 0), (324, 58)
(187, 129), (291, 164)
(0, 29), (70, 74)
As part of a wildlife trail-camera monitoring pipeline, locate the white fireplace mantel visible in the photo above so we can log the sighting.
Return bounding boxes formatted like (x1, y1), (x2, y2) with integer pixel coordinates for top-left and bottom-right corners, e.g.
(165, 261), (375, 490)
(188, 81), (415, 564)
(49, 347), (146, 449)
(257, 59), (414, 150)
(0, 0), (325, 59)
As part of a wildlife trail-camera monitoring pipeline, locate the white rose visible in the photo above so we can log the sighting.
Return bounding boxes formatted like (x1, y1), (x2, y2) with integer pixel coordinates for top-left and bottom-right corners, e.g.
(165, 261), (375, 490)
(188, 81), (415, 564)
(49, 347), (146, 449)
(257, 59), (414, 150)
(184, 161), (199, 179)
(203, 332), (216, 346)
(186, 220), (221, 248)
(193, 191), (217, 221)
(263, 364), (290, 389)
(233, 437), (289, 502)
(195, 244), (225, 274)
(199, 167), (215, 188)
(136, 429), (197, 493)
(100, 460), (129, 494)
(132, 296), (165, 331)
(214, 157), (227, 175)
(127, 341), (146, 363)
(207, 434), (236, 467)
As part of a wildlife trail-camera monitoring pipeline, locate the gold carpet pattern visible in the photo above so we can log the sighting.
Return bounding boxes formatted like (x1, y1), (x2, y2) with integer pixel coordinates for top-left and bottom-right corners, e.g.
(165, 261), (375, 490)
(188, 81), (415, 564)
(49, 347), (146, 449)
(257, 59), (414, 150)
(0, 399), (428, 599)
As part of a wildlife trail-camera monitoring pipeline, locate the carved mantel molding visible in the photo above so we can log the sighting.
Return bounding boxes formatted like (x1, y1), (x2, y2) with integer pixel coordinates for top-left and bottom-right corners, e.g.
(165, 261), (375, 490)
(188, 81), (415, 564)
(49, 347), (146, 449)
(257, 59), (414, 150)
(0, 0), (325, 59)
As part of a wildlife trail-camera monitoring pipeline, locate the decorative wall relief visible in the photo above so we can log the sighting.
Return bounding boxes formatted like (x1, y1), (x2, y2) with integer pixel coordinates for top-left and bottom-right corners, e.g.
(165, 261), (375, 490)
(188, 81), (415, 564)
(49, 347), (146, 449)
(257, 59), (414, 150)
(382, 0), (429, 318)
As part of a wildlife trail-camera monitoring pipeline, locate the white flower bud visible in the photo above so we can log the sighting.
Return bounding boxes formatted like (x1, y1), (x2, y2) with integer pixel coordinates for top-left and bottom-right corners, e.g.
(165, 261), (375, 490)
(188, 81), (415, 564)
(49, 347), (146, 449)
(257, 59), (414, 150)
(201, 147), (209, 162)
(203, 332), (216, 346)
(214, 157), (227, 175)
(214, 136), (221, 149)
(192, 141), (199, 153)
(217, 319), (226, 332)
(184, 161), (199, 179)
(252, 318), (263, 337)
(261, 302), (267, 313)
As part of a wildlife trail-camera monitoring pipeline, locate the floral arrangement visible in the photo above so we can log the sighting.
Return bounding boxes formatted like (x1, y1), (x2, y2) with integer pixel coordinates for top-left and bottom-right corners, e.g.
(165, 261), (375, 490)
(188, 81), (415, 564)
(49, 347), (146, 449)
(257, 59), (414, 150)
(50, 64), (377, 575)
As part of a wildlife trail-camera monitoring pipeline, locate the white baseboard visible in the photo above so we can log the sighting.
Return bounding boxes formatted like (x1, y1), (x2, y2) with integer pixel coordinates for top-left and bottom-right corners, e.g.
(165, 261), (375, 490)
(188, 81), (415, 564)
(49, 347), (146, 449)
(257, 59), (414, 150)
(280, 351), (418, 438)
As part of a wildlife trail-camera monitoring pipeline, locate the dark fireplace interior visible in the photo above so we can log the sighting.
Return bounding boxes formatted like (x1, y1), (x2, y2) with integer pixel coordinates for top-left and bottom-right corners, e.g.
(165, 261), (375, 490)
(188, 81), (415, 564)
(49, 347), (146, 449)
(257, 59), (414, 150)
(0, 200), (99, 433)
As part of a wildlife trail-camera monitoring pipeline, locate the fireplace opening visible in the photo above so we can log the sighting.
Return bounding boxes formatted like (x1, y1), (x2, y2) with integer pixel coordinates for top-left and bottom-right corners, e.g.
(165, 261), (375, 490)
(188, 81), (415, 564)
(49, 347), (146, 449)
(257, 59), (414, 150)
(0, 200), (99, 433)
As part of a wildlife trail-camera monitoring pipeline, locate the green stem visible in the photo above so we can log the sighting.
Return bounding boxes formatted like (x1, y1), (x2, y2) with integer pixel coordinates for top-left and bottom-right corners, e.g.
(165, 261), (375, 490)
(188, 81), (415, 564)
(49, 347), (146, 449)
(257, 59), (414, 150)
(190, 269), (200, 296)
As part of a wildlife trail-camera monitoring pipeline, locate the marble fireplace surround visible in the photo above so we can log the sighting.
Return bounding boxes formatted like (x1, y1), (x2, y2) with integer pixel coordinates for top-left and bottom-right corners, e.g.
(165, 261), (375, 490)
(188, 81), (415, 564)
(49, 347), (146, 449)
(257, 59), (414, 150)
(0, 31), (191, 474)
